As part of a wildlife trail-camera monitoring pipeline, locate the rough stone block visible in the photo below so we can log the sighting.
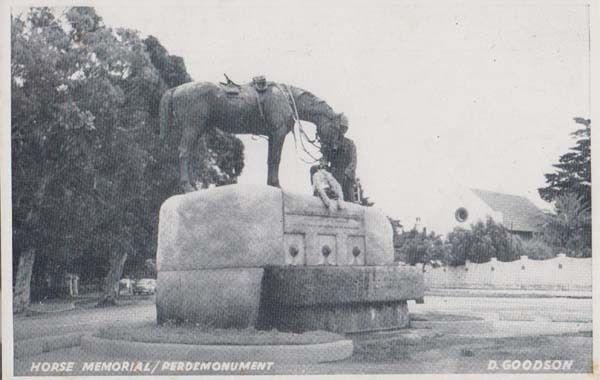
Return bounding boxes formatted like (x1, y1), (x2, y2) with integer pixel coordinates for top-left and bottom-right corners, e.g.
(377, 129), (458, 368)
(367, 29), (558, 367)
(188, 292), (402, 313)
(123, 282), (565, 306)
(157, 268), (264, 328)
(260, 266), (424, 306)
(261, 302), (410, 333)
(258, 266), (423, 333)
(364, 207), (394, 265)
(157, 184), (284, 271)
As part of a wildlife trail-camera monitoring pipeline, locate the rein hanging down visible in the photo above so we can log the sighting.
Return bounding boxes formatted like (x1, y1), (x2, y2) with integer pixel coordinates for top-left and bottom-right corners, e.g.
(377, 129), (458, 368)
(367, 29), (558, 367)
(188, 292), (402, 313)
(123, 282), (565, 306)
(276, 84), (322, 164)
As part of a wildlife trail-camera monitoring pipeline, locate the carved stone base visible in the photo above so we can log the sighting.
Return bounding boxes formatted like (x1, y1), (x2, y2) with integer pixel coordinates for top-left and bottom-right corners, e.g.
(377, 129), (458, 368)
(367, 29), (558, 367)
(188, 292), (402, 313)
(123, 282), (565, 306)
(257, 266), (423, 333)
(156, 185), (423, 332)
(260, 301), (410, 333)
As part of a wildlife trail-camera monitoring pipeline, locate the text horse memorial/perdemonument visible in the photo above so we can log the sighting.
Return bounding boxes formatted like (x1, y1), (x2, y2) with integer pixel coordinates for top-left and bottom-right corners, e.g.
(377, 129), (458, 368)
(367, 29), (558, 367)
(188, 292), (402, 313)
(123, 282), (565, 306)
(156, 184), (424, 333)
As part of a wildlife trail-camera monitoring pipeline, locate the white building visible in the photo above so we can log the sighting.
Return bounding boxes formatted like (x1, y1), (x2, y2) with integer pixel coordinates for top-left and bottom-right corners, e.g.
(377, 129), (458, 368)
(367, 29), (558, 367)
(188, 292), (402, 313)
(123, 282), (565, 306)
(416, 187), (546, 239)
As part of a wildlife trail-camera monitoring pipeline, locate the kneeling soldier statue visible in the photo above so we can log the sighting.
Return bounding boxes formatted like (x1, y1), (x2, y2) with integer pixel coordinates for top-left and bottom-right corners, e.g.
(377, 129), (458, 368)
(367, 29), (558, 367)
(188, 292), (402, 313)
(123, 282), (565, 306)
(323, 136), (358, 203)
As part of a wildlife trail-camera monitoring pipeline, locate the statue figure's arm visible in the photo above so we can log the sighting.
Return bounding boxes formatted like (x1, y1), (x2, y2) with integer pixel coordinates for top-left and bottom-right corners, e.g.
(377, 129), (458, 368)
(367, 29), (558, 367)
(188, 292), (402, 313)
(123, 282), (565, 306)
(313, 171), (334, 209)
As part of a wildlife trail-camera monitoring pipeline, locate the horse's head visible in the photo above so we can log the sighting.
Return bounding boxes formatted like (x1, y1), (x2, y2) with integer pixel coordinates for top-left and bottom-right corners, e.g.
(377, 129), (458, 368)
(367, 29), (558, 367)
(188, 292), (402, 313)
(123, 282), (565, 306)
(318, 112), (348, 152)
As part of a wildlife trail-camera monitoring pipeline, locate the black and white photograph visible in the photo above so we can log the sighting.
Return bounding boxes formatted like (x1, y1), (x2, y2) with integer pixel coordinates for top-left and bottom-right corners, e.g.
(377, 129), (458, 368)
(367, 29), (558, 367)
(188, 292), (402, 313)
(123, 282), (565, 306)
(1, 0), (597, 377)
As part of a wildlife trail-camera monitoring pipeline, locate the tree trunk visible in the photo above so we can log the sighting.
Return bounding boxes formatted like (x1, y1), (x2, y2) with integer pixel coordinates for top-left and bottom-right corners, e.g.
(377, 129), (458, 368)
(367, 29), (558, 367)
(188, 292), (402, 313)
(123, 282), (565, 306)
(97, 252), (128, 307)
(14, 175), (50, 313)
(66, 275), (74, 297)
(13, 249), (36, 314)
(73, 275), (79, 296)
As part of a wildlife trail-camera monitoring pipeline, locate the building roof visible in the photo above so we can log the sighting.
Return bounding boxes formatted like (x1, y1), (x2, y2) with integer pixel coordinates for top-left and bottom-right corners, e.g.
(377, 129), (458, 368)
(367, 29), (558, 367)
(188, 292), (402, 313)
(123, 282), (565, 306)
(470, 188), (545, 232)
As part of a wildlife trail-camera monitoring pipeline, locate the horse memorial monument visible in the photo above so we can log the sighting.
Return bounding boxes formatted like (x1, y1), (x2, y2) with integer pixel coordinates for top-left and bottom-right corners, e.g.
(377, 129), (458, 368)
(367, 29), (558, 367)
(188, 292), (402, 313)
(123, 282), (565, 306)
(84, 76), (424, 364)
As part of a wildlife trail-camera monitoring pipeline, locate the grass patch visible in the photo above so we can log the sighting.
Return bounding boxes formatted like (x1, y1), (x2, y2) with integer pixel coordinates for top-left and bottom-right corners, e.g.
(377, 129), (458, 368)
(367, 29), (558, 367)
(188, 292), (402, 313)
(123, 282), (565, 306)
(95, 322), (345, 346)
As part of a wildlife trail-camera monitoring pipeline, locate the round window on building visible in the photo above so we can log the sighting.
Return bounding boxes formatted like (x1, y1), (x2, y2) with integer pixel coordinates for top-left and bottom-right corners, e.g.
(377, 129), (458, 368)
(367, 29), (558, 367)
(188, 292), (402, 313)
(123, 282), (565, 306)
(455, 207), (469, 223)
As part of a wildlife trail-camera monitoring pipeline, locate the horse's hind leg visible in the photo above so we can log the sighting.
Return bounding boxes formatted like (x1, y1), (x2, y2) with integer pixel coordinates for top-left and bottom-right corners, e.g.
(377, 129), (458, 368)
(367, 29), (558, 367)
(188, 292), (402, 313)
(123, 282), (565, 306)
(179, 123), (201, 193)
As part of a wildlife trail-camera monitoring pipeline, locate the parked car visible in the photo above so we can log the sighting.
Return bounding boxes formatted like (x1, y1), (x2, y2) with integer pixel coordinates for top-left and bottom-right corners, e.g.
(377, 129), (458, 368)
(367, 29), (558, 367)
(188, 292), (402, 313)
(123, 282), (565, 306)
(118, 278), (134, 295)
(133, 278), (157, 295)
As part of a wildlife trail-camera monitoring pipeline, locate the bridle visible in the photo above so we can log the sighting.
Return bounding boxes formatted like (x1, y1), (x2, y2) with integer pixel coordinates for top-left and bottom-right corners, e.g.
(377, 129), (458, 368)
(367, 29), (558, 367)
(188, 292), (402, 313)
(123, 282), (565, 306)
(276, 83), (329, 164)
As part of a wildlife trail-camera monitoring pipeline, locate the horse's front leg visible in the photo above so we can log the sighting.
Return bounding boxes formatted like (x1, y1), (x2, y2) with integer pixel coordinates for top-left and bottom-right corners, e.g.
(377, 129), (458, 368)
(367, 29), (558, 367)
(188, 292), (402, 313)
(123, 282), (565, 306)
(266, 132), (286, 188)
(179, 125), (200, 193)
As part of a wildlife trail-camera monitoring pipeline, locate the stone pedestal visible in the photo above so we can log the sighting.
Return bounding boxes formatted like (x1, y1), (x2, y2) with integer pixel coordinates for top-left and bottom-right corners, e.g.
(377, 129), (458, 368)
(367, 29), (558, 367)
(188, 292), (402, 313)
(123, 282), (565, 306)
(258, 266), (423, 333)
(156, 184), (424, 331)
(157, 268), (264, 327)
(263, 301), (410, 333)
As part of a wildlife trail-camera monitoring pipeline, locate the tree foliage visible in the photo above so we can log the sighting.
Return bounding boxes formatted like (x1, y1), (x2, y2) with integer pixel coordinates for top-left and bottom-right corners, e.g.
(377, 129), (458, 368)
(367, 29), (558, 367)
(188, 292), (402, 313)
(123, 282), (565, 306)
(11, 7), (244, 306)
(445, 218), (523, 264)
(194, 130), (245, 188)
(393, 217), (524, 267)
(541, 193), (591, 257)
(520, 238), (556, 260)
(539, 118), (591, 204)
(537, 118), (591, 258)
(394, 227), (449, 266)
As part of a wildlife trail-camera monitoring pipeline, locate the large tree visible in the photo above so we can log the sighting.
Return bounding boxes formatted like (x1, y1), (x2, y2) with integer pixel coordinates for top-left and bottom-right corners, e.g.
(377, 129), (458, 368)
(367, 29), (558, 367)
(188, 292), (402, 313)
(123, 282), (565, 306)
(12, 7), (159, 308)
(11, 7), (245, 310)
(537, 117), (591, 258)
(539, 118), (591, 205)
(12, 8), (101, 311)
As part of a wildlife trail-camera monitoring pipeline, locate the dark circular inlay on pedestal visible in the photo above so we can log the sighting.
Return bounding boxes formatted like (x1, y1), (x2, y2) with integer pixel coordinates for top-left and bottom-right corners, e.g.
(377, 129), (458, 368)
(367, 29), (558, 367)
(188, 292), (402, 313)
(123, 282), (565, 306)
(322, 245), (331, 257)
(352, 247), (361, 257)
(289, 245), (299, 257)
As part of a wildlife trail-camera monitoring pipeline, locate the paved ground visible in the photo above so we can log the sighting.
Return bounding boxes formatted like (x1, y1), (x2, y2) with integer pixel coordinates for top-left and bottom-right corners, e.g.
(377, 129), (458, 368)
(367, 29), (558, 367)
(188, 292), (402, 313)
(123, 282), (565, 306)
(426, 287), (592, 299)
(13, 301), (155, 341)
(412, 294), (592, 323)
(10, 293), (593, 375)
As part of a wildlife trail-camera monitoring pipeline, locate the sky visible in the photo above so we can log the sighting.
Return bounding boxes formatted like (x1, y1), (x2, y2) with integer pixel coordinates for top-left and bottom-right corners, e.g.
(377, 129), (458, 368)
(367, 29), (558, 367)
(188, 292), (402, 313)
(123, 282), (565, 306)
(96, 0), (591, 229)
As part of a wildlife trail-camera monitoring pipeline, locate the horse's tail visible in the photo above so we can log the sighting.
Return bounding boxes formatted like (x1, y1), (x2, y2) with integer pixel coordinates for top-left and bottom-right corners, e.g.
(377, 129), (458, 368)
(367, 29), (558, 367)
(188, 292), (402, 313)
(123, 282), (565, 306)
(159, 88), (175, 139)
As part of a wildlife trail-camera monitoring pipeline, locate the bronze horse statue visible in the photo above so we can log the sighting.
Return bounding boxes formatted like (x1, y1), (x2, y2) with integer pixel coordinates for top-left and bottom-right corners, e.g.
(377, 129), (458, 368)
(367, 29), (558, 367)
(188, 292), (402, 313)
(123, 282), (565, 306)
(159, 78), (348, 192)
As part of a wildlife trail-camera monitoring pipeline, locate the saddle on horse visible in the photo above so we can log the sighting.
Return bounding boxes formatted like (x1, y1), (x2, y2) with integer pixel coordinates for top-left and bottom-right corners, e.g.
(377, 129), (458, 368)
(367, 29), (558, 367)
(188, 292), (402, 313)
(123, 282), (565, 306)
(218, 74), (270, 95)
(217, 74), (273, 122)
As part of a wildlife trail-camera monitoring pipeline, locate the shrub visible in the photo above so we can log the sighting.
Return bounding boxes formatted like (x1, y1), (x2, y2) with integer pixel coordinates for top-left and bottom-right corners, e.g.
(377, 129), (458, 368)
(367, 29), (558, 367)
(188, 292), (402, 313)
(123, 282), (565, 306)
(520, 238), (556, 260)
(540, 193), (591, 258)
(445, 217), (523, 265)
(394, 229), (449, 265)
